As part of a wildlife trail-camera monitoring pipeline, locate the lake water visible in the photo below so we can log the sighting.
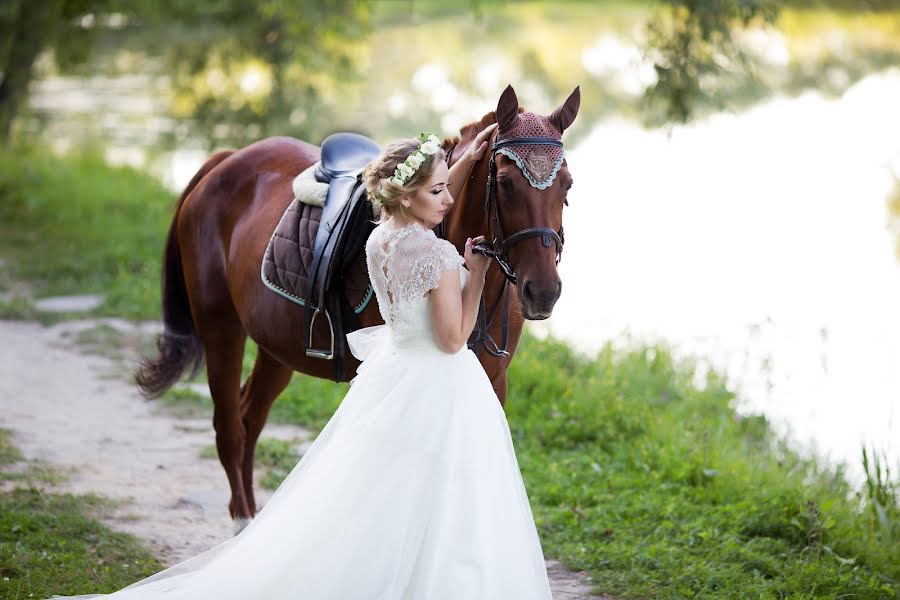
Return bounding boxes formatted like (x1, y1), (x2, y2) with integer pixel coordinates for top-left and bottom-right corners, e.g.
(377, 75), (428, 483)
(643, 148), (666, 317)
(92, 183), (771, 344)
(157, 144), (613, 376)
(531, 68), (900, 489)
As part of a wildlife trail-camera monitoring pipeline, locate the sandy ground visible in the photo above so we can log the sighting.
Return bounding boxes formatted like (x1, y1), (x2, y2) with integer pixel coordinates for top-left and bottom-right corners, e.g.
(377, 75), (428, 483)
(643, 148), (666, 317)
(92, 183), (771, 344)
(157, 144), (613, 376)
(0, 317), (610, 599)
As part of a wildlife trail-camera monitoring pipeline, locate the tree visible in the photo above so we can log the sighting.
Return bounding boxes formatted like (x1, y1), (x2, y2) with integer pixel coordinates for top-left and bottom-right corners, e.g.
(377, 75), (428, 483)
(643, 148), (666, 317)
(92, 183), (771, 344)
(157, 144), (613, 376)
(0, 0), (369, 146)
(0, 0), (109, 141)
(642, 0), (780, 125)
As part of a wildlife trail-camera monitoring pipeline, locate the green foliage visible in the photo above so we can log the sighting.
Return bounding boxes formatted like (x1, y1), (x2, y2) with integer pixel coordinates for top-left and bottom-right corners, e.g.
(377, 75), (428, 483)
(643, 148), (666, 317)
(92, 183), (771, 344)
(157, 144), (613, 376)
(862, 446), (900, 558)
(91, 0), (370, 148)
(9, 0), (900, 148)
(0, 428), (24, 467)
(160, 387), (213, 418)
(254, 438), (302, 490)
(266, 367), (348, 432)
(153, 0), (368, 147)
(504, 329), (899, 598)
(0, 488), (163, 598)
(0, 1), (116, 140)
(0, 142), (172, 319)
(1, 0), (369, 147)
(643, 0), (780, 124)
(198, 437), (301, 489)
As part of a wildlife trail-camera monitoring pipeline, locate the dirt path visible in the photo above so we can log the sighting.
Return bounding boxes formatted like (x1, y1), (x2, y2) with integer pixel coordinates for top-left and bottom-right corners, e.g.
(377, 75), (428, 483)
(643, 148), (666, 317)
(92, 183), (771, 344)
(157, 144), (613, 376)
(0, 317), (610, 598)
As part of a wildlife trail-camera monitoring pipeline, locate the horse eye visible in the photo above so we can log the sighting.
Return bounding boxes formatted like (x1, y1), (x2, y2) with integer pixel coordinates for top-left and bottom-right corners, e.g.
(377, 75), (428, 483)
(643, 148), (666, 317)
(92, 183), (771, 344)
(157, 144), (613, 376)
(498, 178), (513, 192)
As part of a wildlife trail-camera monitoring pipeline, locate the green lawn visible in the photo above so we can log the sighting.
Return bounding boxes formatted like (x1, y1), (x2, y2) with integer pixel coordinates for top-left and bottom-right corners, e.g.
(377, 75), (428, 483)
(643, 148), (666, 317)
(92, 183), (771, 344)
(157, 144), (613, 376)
(505, 334), (899, 598)
(1, 144), (897, 598)
(0, 144), (173, 320)
(0, 429), (163, 599)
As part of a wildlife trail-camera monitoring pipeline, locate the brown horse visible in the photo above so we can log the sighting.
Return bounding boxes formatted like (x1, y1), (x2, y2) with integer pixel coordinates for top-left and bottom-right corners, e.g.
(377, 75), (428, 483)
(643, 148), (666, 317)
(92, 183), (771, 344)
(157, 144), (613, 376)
(136, 84), (580, 525)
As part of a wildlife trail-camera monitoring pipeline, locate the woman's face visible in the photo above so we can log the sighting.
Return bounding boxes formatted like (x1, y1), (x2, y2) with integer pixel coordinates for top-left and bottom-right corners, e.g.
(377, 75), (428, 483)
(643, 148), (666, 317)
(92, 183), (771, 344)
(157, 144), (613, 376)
(406, 159), (453, 229)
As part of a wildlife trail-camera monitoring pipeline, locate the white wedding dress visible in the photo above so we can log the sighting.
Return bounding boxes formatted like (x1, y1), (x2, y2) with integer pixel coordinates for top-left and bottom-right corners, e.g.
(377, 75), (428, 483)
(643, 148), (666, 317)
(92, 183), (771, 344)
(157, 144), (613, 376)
(49, 220), (554, 599)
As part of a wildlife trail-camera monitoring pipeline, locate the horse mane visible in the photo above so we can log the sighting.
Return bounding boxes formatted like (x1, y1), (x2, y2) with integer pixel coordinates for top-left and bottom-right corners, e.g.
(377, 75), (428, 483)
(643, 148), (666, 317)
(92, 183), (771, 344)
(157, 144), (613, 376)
(442, 107), (526, 152)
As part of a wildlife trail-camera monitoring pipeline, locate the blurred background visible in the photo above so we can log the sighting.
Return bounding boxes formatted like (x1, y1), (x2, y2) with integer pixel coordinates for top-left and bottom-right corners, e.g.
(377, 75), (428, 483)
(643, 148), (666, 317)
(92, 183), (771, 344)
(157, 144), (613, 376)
(3, 1), (900, 596)
(3, 0), (900, 501)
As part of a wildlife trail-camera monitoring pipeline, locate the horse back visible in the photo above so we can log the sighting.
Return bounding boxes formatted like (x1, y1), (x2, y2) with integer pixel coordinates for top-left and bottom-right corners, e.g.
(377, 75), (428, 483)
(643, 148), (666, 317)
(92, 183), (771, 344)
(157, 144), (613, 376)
(177, 136), (321, 318)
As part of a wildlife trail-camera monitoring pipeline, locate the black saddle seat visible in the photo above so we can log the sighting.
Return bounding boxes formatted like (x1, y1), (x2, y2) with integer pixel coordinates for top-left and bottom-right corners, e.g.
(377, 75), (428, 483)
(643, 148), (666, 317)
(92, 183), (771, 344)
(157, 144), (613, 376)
(315, 132), (382, 183)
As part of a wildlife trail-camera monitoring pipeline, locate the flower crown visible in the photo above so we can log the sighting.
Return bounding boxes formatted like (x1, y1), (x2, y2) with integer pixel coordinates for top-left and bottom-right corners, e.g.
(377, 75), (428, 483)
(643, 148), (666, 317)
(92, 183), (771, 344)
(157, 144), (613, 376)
(389, 132), (442, 187)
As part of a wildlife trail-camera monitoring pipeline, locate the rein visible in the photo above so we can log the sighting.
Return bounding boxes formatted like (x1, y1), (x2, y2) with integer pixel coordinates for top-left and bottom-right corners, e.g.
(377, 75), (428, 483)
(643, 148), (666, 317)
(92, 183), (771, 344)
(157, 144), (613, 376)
(444, 133), (566, 358)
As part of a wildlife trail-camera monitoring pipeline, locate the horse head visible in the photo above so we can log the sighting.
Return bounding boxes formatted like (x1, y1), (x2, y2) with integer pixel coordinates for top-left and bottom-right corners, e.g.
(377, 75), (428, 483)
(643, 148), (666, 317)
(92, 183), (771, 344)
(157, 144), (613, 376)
(449, 84), (580, 323)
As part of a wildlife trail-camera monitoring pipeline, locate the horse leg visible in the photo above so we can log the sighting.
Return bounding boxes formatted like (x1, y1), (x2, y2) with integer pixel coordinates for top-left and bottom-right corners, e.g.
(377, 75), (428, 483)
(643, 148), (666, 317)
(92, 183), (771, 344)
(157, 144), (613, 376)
(493, 370), (509, 407)
(239, 347), (294, 518)
(200, 320), (252, 526)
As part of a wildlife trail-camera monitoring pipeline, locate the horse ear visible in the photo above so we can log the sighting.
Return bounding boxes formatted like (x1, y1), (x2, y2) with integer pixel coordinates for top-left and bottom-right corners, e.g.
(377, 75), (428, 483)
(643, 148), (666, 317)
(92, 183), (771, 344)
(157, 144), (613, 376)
(548, 86), (581, 134)
(496, 84), (519, 131)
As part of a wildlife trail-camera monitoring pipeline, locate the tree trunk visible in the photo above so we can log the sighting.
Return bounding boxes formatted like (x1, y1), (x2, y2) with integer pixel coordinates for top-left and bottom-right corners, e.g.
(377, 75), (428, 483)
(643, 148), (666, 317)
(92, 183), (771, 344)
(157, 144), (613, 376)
(0, 0), (55, 143)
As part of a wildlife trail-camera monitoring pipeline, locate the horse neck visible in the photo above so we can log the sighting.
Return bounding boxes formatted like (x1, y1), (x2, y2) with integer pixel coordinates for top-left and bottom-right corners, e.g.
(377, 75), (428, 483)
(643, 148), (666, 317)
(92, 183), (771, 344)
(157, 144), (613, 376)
(446, 149), (490, 246)
(446, 149), (510, 308)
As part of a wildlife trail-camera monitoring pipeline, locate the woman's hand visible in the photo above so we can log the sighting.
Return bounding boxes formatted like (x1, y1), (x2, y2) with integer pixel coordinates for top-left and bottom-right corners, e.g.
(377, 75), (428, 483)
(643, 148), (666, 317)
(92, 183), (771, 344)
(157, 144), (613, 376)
(464, 235), (491, 276)
(447, 123), (498, 197)
(462, 123), (498, 164)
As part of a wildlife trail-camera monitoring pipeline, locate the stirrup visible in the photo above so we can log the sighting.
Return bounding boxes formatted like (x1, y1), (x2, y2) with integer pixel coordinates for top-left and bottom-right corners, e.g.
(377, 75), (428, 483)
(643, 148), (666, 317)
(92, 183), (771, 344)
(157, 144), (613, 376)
(306, 307), (335, 359)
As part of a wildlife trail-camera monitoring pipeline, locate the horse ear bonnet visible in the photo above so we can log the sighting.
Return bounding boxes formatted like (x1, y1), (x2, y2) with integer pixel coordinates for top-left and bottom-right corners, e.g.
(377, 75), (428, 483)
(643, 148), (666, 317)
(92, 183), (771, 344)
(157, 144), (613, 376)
(495, 111), (565, 190)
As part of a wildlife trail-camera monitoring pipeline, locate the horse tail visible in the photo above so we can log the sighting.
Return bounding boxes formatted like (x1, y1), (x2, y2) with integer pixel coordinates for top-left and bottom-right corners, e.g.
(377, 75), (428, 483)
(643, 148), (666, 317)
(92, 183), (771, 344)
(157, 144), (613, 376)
(135, 150), (234, 399)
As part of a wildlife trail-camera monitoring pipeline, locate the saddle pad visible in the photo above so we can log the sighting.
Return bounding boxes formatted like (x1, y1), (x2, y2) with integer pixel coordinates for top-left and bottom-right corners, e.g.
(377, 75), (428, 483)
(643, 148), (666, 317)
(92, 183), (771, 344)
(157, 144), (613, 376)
(260, 198), (374, 314)
(292, 162), (328, 207)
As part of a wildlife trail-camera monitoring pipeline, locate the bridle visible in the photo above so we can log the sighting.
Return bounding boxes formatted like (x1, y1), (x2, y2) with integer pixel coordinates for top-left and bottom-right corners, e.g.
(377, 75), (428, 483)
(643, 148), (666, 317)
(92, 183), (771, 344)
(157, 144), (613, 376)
(445, 132), (566, 358)
(481, 135), (565, 282)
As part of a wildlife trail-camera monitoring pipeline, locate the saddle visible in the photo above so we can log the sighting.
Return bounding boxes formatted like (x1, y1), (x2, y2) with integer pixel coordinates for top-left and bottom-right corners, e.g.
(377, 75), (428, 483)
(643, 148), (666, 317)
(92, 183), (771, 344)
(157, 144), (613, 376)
(261, 132), (382, 381)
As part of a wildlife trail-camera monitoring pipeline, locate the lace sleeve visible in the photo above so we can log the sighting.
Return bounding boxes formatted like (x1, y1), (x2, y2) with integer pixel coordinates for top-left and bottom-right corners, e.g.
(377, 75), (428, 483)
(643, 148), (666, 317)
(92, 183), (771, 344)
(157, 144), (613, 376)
(398, 238), (464, 301)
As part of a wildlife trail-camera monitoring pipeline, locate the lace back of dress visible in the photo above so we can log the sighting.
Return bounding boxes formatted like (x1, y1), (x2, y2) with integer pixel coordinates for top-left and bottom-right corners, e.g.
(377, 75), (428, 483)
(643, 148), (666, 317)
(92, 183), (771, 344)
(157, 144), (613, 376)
(365, 223), (465, 329)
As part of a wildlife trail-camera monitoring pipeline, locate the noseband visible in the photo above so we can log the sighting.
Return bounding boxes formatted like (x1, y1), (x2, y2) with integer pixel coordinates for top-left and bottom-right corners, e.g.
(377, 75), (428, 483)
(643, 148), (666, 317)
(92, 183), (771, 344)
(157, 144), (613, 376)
(453, 133), (566, 358)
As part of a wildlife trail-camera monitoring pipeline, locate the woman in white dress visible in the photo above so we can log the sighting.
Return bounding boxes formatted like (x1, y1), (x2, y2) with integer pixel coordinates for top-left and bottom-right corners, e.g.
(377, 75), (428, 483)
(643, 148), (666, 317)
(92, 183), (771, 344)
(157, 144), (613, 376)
(48, 123), (554, 599)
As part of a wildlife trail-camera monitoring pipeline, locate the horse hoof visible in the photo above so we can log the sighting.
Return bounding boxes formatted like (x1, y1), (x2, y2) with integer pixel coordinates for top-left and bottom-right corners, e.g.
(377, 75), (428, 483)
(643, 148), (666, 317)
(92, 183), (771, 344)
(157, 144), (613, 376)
(233, 517), (251, 535)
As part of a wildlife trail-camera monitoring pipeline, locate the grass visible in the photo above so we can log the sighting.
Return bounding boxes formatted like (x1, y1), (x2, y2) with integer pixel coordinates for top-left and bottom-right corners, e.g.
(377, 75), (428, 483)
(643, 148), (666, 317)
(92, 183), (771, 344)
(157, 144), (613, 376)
(0, 429), (23, 467)
(505, 333), (899, 599)
(0, 429), (163, 599)
(0, 428), (64, 488)
(71, 323), (160, 364)
(2, 145), (898, 597)
(199, 437), (302, 490)
(159, 386), (213, 418)
(0, 143), (174, 320)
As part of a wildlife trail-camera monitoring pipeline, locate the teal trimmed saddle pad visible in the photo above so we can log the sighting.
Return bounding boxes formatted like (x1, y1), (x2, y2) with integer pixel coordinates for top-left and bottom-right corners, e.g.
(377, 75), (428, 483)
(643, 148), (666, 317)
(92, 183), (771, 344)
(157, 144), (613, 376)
(260, 189), (374, 315)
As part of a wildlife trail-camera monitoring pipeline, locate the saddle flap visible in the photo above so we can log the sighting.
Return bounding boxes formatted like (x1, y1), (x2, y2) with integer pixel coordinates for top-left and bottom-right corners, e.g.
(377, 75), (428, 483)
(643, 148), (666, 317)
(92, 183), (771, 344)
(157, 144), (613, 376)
(313, 175), (359, 265)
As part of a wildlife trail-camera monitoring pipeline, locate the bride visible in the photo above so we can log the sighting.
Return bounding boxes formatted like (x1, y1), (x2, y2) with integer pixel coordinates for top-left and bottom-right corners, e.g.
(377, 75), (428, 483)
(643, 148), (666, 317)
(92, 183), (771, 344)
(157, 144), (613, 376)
(48, 123), (555, 599)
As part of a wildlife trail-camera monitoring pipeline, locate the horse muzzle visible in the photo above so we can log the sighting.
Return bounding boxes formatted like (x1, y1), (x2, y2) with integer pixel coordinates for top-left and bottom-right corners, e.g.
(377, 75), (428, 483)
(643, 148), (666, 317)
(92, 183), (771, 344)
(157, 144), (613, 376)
(518, 276), (562, 320)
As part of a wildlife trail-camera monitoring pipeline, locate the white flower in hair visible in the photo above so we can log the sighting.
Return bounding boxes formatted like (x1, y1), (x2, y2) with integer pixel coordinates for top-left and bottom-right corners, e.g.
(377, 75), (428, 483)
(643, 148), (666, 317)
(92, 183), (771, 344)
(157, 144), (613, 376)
(406, 152), (424, 169)
(390, 131), (442, 186)
(420, 140), (439, 155)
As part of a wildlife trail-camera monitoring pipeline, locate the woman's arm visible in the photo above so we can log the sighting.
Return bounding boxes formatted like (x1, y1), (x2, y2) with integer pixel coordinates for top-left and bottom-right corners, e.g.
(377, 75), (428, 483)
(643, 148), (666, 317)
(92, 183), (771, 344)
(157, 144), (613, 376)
(428, 235), (491, 353)
(429, 266), (487, 353)
(446, 154), (476, 197)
